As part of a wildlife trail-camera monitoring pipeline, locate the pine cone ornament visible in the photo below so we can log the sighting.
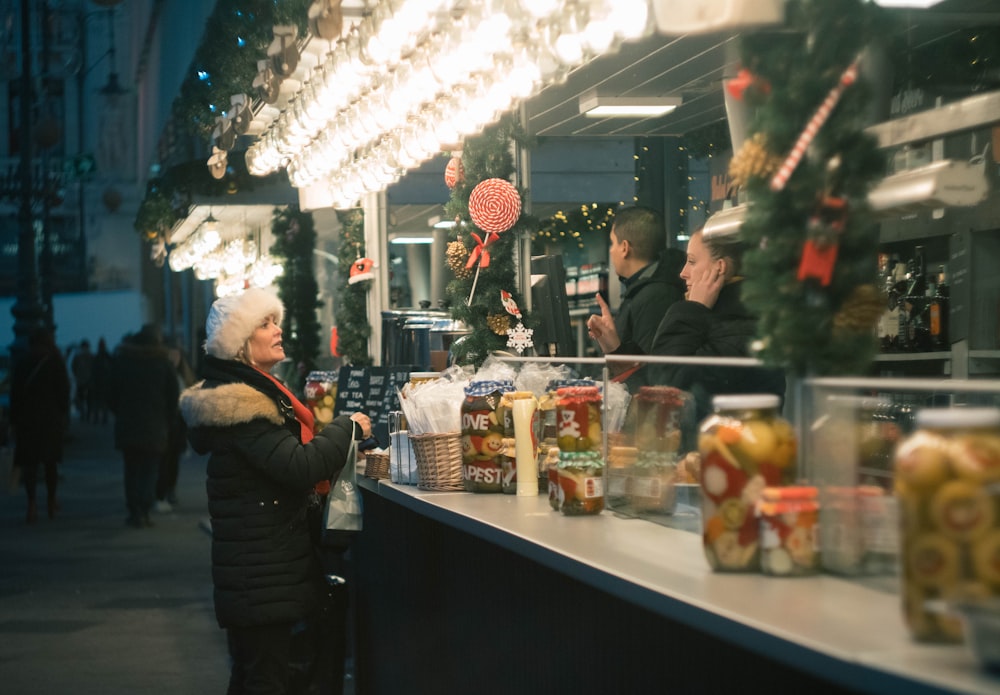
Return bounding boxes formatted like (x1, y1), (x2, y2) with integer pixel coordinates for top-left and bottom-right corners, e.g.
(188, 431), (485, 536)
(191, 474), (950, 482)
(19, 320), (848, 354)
(487, 313), (510, 335)
(446, 240), (473, 279)
(729, 133), (784, 188)
(833, 284), (884, 336)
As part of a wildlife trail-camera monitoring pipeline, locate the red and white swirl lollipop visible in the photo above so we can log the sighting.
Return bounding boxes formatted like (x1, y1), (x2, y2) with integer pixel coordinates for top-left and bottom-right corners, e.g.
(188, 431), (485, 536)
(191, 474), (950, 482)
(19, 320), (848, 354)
(468, 178), (521, 235)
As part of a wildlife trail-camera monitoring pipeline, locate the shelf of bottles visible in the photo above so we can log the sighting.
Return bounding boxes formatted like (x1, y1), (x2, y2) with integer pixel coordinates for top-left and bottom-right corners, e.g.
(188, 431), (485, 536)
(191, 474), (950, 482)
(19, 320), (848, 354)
(876, 244), (950, 360)
(564, 263), (609, 309)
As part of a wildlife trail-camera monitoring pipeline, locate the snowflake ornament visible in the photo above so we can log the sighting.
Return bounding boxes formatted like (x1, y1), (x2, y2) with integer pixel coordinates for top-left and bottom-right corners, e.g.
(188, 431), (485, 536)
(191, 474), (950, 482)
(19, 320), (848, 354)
(507, 322), (534, 355)
(500, 289), (534, 354)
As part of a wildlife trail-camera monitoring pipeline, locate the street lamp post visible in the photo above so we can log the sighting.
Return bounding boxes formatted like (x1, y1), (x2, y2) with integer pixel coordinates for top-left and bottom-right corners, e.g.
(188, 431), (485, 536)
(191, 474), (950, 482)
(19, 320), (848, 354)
(10, 0), (45, 365)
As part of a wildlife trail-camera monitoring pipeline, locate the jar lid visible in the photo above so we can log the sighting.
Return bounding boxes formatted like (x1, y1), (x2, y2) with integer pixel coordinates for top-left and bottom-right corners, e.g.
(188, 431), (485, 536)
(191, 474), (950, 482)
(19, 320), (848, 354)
(465, 380), (514, 396)
(712, 393), (781, 411)
(409, 372), (440, 380)
(914, 407), (1000, 429)
(556, 385), (601, 398)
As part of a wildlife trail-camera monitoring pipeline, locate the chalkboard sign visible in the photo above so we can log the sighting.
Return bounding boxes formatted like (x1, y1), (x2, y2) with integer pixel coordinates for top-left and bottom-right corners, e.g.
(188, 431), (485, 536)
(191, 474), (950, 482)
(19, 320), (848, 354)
(334, 365), (416, 447)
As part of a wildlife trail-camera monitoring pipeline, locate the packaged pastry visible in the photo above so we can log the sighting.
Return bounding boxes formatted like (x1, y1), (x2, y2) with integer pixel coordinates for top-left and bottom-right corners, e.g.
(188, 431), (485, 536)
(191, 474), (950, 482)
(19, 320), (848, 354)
(698, 394), (796, 572)
(895, 407), (1000, 643)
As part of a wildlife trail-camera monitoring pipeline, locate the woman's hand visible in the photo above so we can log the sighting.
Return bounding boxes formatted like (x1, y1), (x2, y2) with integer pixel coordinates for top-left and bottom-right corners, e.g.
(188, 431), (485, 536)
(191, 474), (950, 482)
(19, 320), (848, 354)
(686, 266), (726, 309)
(350, 412), (372, 440)
(586, 294), (622, 353)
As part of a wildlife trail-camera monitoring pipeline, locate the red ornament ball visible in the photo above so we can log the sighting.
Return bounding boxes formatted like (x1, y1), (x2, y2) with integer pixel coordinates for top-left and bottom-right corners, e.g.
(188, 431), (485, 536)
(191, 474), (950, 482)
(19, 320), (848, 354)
(468, 178), (521, 235)
(444, 156), (464, 189)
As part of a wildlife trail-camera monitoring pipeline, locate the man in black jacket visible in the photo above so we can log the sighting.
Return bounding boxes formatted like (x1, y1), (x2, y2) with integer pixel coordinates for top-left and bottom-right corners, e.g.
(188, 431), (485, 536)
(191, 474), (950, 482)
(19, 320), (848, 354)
(587, 206), (685, 357)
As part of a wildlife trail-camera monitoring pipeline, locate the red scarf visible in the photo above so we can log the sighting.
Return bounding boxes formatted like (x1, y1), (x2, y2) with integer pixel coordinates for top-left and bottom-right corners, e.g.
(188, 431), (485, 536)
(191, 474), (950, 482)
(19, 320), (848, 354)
(254, 368), (330, 494)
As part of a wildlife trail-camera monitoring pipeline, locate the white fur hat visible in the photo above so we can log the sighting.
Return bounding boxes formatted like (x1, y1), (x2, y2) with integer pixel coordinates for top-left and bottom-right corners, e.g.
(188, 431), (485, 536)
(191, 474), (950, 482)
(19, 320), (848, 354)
(204, 287), (284, 360)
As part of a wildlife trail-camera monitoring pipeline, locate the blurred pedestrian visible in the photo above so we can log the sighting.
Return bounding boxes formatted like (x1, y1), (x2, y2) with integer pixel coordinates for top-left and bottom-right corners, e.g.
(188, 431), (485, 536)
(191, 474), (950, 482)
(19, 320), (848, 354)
(108, 324), (180, 528)
(70, 339), (94, 422)
(89, 338), (113, 424)
(154, 342), (196, 512)
(9, 326), (71, 523)
(179, 288), (370, 695)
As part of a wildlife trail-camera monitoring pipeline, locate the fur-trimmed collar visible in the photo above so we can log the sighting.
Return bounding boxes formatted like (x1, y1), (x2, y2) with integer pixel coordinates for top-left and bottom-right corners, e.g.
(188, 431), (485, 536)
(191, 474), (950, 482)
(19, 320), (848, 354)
(179, 380), (286, 429)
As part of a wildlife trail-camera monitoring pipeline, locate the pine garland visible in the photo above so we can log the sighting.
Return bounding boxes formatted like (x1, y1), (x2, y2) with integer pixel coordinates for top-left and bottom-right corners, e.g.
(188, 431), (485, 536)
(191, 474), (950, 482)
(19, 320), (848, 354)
(270, 207), (322, 374)
(736, 0), (890, 376)
(443, 118), (535, 367)
(334, 209), (373, 366)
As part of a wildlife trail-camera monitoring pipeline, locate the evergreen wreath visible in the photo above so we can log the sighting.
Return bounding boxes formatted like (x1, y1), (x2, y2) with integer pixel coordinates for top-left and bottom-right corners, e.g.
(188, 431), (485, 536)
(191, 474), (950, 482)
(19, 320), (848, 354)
(735, 0), (890, 376)
(334, 209), (373, 366)
(443, 117), (536, 367)
(270, 207), (322, 375)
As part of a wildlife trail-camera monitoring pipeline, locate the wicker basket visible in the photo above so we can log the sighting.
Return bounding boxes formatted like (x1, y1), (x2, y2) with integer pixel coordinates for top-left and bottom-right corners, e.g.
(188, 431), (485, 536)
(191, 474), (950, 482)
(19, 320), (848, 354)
(365, 451), (390, 480)
(409, 432), (464, 491)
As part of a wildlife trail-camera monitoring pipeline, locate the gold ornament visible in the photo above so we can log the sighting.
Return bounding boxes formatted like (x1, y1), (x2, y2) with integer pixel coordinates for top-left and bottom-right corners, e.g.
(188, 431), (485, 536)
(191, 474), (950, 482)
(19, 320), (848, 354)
(729, 133), (784, 188)
(446, 240), (473, 279)
(487, 313), (510, 335)
(833, 284), (884, 336)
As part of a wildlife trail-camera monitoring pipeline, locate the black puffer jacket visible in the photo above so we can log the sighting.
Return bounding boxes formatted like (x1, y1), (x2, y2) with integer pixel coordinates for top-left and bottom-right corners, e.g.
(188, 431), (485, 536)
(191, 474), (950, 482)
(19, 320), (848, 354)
(179, 356), (355, 629)
(648, 280), (786, 418)
(615, 256), (686, 355)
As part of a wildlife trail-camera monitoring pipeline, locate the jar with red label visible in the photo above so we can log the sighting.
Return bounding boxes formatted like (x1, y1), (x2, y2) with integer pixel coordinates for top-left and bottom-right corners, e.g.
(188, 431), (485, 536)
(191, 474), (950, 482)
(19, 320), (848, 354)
(626, 386), (693, 515)
(460, 380), (513, 493)
(756, 486), (819, 576)
(304, 371), (338, 432)
(541, 379), (598, 503)
(698, 394), (797, 572)
(556, 386), (604, 515)
(894, 407), (1000, 643)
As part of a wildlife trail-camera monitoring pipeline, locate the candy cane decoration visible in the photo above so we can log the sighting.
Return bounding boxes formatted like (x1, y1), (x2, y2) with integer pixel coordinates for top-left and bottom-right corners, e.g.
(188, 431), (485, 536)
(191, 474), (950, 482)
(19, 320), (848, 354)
(769, 58), (860, 192)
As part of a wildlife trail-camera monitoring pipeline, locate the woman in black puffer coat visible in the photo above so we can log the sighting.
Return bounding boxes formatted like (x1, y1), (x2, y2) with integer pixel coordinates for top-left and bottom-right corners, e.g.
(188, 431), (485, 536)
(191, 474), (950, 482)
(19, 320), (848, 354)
(179, 288), (370, 695)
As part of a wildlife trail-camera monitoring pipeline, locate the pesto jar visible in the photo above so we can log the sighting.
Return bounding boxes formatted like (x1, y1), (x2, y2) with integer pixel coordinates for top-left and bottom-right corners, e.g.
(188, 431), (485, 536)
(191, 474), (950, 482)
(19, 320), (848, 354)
(460, 380), (514, 493)
(698, 394), (797, 572)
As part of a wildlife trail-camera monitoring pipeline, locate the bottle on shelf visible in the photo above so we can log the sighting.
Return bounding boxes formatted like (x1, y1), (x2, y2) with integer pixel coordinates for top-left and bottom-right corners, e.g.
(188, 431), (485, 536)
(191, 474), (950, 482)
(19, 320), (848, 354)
(902, 246), (928, 352)
(929, 265), (949, 350)
(879, 254), (903, 352)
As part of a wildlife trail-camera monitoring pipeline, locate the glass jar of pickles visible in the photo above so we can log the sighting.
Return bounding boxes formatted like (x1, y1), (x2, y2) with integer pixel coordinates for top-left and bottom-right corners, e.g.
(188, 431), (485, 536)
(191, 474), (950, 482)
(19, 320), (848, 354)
(894, 407), (1000, 643)
(460, 380), (514, 493)
(757, 486), (819, 577)
(627, 386), (692, 514)
(556, 386), (604, 515)
(698, 394), (797, 572)
(304, 371), (338, 432)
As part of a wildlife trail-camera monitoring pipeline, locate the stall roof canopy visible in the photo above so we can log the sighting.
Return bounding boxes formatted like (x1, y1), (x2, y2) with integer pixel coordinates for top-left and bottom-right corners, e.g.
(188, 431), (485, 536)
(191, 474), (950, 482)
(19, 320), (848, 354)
(523, 0), (1000, 138)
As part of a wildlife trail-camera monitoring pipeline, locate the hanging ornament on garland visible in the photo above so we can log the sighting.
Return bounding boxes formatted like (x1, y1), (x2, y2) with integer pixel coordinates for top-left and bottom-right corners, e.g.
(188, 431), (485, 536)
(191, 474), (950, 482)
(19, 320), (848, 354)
(468, 178), (521, 235)
(500, 290), (534, 355)
(832, 283), (883, 338)
(487, 312), (511, 335)
(797, 195), (847, 287)
(768, 57), (861, 193)
(729, 133), (784, 188)
(445, 153), (464, 189)
(446, 238), (473, 279)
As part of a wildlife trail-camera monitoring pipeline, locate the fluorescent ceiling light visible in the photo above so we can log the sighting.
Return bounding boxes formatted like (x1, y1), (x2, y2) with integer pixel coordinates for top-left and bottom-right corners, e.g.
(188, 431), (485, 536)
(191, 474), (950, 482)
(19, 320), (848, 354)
(870, 0), (944, 8)
(427, 215), (455, 229)
(579, 90), (682, 118)
(390, 235), (434, 245)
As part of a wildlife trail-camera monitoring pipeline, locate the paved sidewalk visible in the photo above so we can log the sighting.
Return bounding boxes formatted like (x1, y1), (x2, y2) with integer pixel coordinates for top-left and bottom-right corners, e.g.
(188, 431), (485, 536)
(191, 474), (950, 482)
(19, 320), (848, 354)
(0, 418), (230, 694)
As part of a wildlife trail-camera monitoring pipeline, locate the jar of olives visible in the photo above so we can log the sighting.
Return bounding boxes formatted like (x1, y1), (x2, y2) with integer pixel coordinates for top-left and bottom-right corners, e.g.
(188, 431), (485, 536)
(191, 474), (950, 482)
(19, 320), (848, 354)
(894, 407), (1000, 643)
(556, 386), (604, 515)
(698, 394), (797, 572)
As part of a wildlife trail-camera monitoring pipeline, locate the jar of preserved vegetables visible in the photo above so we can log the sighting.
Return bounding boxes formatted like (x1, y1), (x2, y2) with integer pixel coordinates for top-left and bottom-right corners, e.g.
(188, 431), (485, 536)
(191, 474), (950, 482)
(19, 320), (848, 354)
(627, 386), (692, 515)
(698, 394), (797, 572)
(460, 380), (514, 493)
(757, 486), (819, 577)
(304, 371), (338, 432)
(894, 407), (1000, 643)
(556, 386), (604, 515)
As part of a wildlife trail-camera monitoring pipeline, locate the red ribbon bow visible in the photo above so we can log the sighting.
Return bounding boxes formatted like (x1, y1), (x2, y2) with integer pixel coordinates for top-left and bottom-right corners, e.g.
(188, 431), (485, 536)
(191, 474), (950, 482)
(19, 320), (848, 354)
(465, 231), (498, 270)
